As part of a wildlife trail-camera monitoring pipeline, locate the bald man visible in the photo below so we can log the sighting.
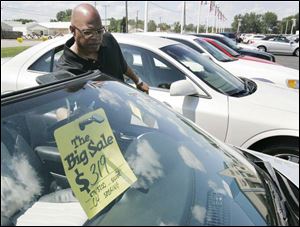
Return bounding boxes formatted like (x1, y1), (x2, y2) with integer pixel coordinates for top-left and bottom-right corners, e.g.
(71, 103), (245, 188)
(55, 3), (149, 93)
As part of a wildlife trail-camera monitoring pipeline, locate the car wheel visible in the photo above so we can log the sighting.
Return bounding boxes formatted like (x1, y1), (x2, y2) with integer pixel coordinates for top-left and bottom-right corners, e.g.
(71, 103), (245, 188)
(294, 48), (299, 57)
(249, 137), (299, 163)
(260, 143), (299, 163)
(257, 46), (266, 52)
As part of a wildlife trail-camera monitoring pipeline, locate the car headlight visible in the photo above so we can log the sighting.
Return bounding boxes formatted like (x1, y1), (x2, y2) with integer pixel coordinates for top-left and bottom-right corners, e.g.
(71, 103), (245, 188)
(287, 79), (299, 89)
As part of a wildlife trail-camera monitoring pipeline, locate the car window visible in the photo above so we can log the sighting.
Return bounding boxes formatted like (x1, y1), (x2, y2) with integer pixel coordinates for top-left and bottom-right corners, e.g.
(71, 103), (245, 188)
(210, 39), (240, 57)
(28, 46), (64, 73)
(275, 37), (289, 43)
(166, 37), (204, 54)
(193, 39), (234, 62)
(161, 44), (246, 95)
(28, 49), (53, 72)
(120, 44), (186, 89)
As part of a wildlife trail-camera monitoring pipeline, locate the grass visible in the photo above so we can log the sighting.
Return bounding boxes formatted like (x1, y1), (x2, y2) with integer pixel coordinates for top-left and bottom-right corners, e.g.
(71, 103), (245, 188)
(1, 46), (31, 58)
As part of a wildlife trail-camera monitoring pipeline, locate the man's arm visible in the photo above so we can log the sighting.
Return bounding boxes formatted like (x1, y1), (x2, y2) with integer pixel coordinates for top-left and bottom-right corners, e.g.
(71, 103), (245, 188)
(125, 66), (149, 94)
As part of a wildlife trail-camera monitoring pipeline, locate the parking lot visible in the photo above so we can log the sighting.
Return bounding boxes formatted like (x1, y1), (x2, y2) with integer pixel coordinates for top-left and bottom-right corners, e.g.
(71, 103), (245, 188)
(275, 54), (299, 70)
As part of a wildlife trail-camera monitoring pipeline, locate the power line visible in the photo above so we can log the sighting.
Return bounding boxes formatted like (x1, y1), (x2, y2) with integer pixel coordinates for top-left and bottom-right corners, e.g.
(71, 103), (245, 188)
(149, 2), (180, 14)
(3, 6), (54, 17)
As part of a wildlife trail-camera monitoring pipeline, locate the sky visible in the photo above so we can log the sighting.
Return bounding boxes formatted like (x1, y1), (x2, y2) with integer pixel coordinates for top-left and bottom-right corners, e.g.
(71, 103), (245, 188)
(1, 1), (299, 28)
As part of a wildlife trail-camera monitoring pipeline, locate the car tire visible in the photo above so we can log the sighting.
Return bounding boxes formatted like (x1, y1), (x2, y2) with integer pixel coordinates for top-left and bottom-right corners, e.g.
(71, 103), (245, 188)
(253, 139), (299, 163)
(257, 46), (267, 52)
(294, 48), (299, 57)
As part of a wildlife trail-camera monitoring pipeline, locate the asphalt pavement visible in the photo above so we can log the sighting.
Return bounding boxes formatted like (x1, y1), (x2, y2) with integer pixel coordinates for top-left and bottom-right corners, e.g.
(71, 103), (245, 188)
(275, 54), (299, 70)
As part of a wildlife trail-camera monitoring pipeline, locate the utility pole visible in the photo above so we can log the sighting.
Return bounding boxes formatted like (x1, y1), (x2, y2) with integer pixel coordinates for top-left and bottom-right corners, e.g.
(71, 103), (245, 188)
(94, 1), (96, 7)
(285, 20), (289, 34)
(144, 1), (148, 32)
(291, 18), (296, 34)
(181, 1), (186, 34)
(125, 1), (128, 33)
(237, 18), (242, 34)
(103, 5), (109, 28)
(136, 10), (139, 32)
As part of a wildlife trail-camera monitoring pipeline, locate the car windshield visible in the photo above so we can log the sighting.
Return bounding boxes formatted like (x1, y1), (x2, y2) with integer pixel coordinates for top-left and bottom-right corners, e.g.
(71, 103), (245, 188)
(160, 44), (246, 95)
(211, 39), (240, 57)
(1, 72), (279, 225)
(193, 38), (234, 62)
(222, 36), (239, 50)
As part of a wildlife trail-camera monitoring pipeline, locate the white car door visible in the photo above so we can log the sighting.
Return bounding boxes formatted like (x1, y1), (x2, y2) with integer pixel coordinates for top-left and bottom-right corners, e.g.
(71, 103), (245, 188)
(120, 44), (229, 141)
(274, 37), (292, 53)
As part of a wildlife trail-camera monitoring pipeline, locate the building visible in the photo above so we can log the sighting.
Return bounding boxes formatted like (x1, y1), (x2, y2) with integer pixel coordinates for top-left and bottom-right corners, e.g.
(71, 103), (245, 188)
(1, 22), (13, 31)
(27, 22), (71, 36)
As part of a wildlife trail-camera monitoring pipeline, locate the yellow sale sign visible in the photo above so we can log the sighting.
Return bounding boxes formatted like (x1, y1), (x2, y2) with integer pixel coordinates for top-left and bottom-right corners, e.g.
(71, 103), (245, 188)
(54, 108), (137, 219)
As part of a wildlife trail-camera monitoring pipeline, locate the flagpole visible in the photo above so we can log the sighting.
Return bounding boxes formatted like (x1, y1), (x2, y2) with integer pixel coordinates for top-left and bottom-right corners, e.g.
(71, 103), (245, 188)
(197, 2), (202, 34)
(181, 1), (186, 34)
(206, 1), (210, 33)
(213, 5), (217, 33)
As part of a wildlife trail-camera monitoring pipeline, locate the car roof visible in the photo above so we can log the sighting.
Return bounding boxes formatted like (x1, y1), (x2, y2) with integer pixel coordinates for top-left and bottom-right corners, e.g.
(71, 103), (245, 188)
(196, 33), (225, 38)
(112, 33), (179, 50)
(135, 32), (199, 42)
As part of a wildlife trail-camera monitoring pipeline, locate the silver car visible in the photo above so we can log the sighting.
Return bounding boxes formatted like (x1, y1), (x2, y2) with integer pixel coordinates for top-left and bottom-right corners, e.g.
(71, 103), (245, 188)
(250, 36), (299, 56)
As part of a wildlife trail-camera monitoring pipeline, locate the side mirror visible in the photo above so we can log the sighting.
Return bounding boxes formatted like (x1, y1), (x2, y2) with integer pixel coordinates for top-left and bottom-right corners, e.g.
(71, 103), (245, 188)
(170, 79), (199, 96)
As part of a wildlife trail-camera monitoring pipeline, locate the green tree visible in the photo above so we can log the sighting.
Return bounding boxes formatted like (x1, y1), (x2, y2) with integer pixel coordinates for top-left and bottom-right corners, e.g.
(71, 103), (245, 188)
(172, 21), (181, 33)
(56, 9), (72, 22)
(148, 20), (157, 32)
(13, 19), (36, 24)
(232, 13), (263, 33)
(108, 18), (120, 32)
(281, 13), (299, 34)
(185, 23), (196, 32)
(158, 23), (171, 31)
(262, 12), (278, 34)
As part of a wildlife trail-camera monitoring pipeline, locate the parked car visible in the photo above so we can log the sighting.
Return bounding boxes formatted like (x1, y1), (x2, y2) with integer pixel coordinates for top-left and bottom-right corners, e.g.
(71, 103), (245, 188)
(1, 34), (299, 161)
(286, 34), (299, 43)
(191, 33), (276, 62)
(139, 32), (298, 89)
(219, 32), (236, 41)
(1, 70), (299, 226)
(249, 36), (299, 56)
(203, 37), (276, 64)
(243, 34), (266, 44)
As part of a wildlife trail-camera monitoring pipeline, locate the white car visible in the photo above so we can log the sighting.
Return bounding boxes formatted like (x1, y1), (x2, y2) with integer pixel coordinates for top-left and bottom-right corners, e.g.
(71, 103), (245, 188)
(249, 36), (299, 56)
(236, 42), (259, 50)
(2, 34), (299, 161)
(138, 32), (299, 89)
(243, 34), (266, 44)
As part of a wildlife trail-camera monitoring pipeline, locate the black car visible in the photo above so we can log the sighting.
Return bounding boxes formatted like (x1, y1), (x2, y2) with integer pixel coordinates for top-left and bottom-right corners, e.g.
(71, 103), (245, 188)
(191, 33), (276, 62)
(219, 32), (236, 41)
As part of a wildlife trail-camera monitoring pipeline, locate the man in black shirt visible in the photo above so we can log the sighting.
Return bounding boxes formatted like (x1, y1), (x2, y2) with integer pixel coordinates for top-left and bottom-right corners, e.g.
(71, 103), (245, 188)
(55, 3), (149, 93)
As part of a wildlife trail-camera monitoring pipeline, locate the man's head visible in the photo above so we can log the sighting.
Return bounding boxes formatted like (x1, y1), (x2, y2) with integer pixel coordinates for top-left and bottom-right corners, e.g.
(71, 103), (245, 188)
(70, 3), (105, 53)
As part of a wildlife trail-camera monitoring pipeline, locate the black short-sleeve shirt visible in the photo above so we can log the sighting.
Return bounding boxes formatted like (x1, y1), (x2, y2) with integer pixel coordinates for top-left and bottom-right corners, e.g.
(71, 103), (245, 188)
(55, 33), (128, 81)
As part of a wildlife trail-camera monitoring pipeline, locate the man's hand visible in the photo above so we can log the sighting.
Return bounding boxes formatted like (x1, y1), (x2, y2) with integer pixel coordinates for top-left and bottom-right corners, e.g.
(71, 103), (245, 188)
(136, 81), (149, 94)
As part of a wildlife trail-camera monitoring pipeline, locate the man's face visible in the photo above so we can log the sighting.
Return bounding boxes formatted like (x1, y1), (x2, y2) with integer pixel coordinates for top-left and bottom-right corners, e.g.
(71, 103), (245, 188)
(71, 17), (104, 53)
